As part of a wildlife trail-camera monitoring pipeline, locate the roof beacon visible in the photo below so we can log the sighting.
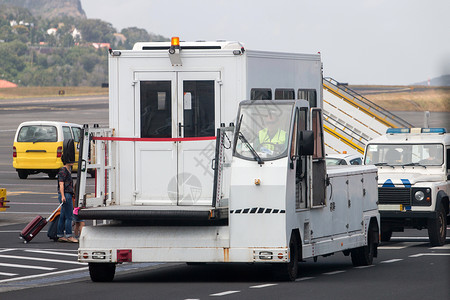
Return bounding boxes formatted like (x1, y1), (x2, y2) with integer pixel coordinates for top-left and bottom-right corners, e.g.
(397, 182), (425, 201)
(168, 37), (182, 66)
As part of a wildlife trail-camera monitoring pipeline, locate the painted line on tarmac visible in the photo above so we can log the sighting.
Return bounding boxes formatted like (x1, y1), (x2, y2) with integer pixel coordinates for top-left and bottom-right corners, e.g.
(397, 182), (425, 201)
(0, 254), (86, 265)
(250, 283), (278, 289)
(430, 244), (450, 250)
(0, 266), (88, 284)
(24, 249), (78, 257)
(0, 272), (17, 276)
(0, 262), (56, 271)
(210, 290), (241, 297)
(380, 259), (403, 264)
(323, 270), (346, 275)
(409, 253), (450, 258)
(295, 277), (315, 281)
(355, 265), (375, 269)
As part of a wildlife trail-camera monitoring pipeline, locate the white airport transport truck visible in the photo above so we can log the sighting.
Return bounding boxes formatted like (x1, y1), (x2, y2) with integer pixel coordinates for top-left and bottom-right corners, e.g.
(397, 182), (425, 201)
(364, 128), (449, 246)
(76, 38), (380, 281)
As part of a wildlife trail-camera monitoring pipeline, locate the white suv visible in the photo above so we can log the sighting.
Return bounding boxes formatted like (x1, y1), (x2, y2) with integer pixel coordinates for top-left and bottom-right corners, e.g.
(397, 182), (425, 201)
(364, 128), (449, 246)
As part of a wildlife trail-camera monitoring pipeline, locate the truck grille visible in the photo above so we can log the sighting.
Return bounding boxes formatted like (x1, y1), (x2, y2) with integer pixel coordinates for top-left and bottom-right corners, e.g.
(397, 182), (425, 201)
(378, 187), (411, 205)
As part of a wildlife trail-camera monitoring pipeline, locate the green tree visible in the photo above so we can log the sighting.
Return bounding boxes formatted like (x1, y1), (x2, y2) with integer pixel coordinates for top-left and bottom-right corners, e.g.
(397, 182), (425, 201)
(78, 19), (115, 43)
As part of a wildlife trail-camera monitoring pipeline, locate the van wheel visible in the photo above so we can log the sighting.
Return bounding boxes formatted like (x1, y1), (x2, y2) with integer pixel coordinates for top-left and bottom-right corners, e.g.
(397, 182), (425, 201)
(351, 224), (376, 266)
(89, 263), (116, 282)
(18, 170), (28, 179)
(381, 230), (392, 242)
(428, 203), (447, 247)
(48, 171), (58, 179)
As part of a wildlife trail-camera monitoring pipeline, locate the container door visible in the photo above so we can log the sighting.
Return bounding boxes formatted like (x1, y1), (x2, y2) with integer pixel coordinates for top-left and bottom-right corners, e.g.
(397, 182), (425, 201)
(134, 71), (220, 206)
(176, 72), (220, 205)
(135, 72), (177, 205)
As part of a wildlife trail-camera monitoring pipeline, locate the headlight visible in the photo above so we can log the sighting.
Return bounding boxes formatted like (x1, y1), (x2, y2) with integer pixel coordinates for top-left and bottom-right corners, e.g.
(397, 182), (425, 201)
(414, 191), (425, 201)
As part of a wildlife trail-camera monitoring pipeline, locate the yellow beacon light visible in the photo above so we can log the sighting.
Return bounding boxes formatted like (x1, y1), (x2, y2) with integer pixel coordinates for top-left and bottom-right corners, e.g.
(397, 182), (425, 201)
(171, 37), (180, 47)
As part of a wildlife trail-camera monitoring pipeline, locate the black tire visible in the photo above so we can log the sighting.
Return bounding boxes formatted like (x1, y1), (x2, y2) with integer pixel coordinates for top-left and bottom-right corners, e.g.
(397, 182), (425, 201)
(18, 170), (28, 179)
(428, 203), (447, 247)
(89, 263), (116, 282)
(276, 234), (299, 281)
(48, 171), (58, 179)
(381, 230), (392, 242)
(351, 225), (376, 267)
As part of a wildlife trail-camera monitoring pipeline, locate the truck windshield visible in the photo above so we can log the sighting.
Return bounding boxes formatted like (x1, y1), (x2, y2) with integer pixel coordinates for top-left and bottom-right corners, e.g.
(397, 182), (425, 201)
(234, 102), (293, 161)
(365, 143), (444, 166)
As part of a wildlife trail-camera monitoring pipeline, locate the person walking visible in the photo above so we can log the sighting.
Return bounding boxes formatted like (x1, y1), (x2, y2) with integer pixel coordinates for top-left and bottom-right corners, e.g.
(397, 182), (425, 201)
(56, 160), (78, 243)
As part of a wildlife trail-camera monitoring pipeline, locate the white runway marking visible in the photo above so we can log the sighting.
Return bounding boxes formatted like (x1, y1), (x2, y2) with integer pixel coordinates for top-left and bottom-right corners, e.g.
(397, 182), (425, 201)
(0, 254), (86, 265)
(323, 270), (346, 275)
(0, 266), (88, 284)
(0, 272), (18, 276)
(0, 262), (55, 271)
(250, 283), (278, 288)
(24, 249), (78, 257)
(409, 253), (450, 258)
(380, 259), (403, 263)
(210, 290), (240, 296)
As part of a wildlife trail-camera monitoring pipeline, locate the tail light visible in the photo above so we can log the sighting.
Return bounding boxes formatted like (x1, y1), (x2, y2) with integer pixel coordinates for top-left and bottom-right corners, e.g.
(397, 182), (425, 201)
(13, 146), (16, 158)
(57, 146), (62, 158)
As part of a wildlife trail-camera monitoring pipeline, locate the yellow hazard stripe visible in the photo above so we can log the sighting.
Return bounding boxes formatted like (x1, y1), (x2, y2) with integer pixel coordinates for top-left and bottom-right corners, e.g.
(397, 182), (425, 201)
(323, 82), (396, 128)
(324, 124), (365, 154)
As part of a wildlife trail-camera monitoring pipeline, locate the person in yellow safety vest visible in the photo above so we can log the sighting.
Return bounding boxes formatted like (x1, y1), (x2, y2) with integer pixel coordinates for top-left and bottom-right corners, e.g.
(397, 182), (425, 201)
(256, 114), (287, 155)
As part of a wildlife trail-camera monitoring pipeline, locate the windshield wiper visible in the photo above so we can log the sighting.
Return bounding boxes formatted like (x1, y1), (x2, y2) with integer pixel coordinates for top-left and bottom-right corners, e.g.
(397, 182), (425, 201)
(401, 162), (427, 168)
(374, 162), (388, 166)
(235, 114), (263, 165)
(238, 132), (264, 165)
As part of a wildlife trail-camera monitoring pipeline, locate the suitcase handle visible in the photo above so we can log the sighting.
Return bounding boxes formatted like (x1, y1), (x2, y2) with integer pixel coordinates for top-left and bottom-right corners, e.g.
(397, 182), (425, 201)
(46, 203), (63, 222)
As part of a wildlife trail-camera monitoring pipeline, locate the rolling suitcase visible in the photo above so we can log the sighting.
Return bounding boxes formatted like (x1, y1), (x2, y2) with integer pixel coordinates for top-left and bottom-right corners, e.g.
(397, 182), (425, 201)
(19, 203), (63, 243)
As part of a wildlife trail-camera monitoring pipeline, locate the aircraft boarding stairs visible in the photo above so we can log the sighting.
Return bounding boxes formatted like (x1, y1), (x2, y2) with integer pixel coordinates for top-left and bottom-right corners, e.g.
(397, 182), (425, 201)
(322, 77), (412, 154)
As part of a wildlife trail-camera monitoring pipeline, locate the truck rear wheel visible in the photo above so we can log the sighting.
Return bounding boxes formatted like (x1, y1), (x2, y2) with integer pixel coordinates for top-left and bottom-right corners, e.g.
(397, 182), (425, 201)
(428, 203), (447, 247)
(351, 224), (376, 266)
(89, 262), (116, 282)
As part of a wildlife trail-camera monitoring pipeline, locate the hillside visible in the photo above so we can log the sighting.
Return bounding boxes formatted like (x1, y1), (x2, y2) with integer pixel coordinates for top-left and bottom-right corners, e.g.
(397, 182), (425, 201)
(0, 0), (86, 19)
(414, 74), (450, 87)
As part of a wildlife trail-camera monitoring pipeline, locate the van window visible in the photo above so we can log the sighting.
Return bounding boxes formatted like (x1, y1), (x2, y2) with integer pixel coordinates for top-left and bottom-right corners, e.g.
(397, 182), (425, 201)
(298, 89), (317, 107)
(17, 125), (57, 142)
(251, 88), (272, 100)
(275, 89), (295, 100)
(71, 127), (81, 142)
(62, 126), (73, 141)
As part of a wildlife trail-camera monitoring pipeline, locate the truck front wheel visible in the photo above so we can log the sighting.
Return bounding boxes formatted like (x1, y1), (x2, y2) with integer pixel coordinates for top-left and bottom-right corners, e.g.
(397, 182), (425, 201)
(428, 203), (447, 247)
(89, 262), (116, 282)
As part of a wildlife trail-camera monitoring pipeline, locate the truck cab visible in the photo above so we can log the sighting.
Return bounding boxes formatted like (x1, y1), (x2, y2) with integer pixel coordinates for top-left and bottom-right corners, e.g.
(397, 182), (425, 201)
(364, 128), (449, 246)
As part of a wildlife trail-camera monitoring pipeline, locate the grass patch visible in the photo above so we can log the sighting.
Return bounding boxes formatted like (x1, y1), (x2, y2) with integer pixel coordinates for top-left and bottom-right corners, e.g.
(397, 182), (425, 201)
(352, 86), (450, 112)
(0, 86), (108, 99)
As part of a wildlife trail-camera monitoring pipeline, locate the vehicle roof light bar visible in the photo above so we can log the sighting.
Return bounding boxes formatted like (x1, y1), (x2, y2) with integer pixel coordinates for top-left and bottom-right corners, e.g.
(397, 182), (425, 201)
(386, 128), (447, 134)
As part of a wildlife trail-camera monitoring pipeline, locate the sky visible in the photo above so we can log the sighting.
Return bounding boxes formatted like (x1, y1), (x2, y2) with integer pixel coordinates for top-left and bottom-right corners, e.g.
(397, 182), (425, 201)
(80, 0), (450, 85)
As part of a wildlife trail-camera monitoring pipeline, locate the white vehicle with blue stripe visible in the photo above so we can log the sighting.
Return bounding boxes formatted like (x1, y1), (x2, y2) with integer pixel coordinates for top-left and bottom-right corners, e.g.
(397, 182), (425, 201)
(364, 128), (449, 246)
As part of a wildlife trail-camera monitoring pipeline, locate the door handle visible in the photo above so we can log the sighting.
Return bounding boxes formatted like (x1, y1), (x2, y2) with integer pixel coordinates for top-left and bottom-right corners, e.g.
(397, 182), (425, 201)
(178, 123), (190, 137)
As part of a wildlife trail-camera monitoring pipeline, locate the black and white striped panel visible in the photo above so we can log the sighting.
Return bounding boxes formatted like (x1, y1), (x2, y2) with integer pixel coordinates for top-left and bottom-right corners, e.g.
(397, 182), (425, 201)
(230, 207), (286, 214)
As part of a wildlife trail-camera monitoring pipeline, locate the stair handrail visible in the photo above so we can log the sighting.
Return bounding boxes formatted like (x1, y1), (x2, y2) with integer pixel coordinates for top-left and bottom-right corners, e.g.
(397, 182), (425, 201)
(323, 77), (412, 128)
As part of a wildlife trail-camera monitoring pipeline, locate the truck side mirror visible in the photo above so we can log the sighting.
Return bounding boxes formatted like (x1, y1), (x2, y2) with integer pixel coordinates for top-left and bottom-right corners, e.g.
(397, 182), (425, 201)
(299, 130), (314, 156)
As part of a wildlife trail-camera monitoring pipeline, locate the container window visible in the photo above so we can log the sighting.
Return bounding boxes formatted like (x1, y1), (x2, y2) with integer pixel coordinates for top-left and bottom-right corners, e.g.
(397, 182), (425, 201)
(251, 88), (272, 100)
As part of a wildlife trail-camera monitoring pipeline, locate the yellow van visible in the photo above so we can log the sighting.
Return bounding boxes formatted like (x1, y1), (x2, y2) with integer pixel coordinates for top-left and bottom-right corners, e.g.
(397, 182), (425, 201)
(13, 121), (82, 179)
